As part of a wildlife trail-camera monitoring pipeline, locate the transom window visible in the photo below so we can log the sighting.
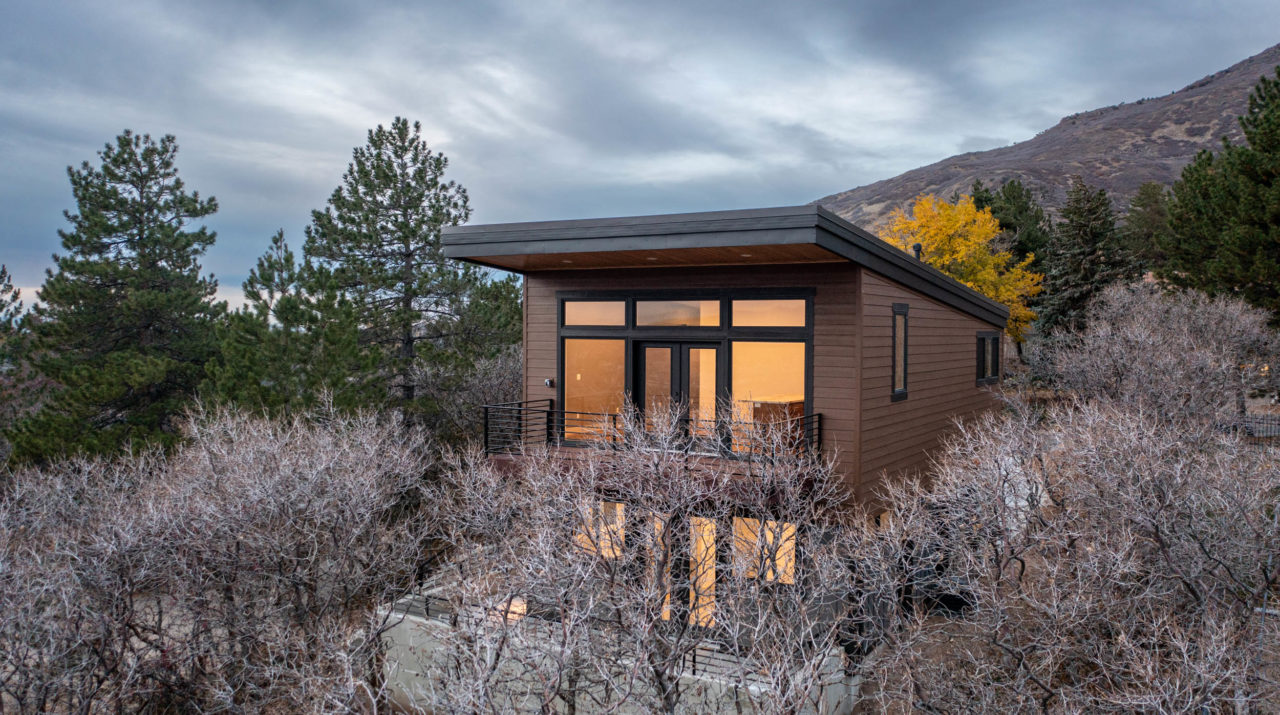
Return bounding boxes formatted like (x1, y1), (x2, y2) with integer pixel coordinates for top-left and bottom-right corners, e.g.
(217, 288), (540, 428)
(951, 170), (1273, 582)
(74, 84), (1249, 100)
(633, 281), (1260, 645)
(732, 299), (806, 327)
(564, 301), (625, 326)
(636, 299), (720, 327)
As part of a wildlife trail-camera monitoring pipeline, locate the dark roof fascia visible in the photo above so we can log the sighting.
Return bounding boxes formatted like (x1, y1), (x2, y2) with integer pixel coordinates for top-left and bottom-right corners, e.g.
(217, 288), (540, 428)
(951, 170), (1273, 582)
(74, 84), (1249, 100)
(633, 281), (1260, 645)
(443, 204), (1009, 328)
(441, 205), (820, 258)
(812, 206), (1009, 327)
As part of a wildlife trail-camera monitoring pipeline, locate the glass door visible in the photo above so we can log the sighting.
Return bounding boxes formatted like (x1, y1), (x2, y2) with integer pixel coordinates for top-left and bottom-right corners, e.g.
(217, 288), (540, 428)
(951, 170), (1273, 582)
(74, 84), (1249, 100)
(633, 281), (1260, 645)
(635, 342), (719, 439)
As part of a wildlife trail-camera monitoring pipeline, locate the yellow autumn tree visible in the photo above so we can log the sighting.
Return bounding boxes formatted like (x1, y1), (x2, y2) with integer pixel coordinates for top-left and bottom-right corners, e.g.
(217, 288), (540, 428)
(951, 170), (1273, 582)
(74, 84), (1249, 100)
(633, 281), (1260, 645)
(880, 194), (1042, 341)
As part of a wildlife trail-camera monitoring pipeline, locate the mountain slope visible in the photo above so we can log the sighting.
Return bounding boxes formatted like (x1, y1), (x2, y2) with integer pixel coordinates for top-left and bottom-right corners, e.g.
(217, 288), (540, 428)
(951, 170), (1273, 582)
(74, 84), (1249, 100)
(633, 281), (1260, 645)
(816, 44), (1280, 230)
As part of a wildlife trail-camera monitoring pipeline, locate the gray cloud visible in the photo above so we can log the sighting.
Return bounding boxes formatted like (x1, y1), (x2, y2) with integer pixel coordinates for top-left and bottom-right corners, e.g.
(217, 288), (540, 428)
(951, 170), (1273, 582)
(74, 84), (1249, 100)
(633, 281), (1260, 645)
(2, 0), (1278, 302)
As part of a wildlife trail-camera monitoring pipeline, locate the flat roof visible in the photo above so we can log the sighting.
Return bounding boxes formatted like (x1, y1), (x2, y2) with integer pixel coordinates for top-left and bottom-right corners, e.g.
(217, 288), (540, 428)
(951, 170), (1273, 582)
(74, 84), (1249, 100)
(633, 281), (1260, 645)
(443, 204), (1009, 327)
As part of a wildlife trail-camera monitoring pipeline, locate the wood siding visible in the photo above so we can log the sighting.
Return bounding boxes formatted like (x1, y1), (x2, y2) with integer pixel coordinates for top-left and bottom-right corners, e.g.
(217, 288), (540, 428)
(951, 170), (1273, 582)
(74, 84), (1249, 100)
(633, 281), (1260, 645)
(521, 264), (1002, 505)
(523, 264), (861, 489)
(858, 271), (1003, 505)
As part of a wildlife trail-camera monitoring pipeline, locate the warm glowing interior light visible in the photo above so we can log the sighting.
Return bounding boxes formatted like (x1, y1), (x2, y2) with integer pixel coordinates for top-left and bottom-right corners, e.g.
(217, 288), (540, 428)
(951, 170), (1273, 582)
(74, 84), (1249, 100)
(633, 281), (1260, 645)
(564, 301), (625, 326)
(635, 299), (720, 327)
(564, 339), (625, 439)
(651, 515), (672, 621)
(690, 517), (716, 626)
(575, 501), (625, 559)
(733, 517), (796, 584)
(732, 299), (806, 327)
(731, 342), (805, 419)
(504, 596), (527, 622)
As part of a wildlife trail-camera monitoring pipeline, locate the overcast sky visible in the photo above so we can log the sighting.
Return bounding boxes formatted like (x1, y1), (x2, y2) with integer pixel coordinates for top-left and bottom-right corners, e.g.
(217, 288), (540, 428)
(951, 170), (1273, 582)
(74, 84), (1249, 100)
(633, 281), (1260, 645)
(2, 0), (1277, 306)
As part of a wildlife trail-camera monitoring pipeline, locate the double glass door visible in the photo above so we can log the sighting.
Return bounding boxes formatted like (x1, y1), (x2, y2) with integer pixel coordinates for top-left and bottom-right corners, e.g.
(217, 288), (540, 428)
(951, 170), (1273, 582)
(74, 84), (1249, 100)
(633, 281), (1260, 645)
(635, 342), (719, 438)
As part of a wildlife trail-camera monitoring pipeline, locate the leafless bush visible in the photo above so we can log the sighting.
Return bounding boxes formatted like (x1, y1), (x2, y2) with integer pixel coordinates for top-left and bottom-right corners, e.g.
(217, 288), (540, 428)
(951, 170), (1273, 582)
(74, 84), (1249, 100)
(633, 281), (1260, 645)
(414, 343), (522, 444)
(1037, 282), (1278, 421)
(408, 407), (881, 713)
(0, 405), (437, 713)
(868, 401), (1280, 711)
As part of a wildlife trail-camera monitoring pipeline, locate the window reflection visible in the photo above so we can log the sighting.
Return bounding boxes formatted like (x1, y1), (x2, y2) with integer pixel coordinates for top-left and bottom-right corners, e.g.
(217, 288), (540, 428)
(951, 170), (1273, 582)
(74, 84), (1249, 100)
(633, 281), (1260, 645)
(731, 341), (805, 451)
(563, 339), (625, 439)
(636, 300), (719, 327)
(732, 299), (806, 327)
(564, 301), (625, 326)
(894, 313), (907, 393)
(731, 341), (805, 421)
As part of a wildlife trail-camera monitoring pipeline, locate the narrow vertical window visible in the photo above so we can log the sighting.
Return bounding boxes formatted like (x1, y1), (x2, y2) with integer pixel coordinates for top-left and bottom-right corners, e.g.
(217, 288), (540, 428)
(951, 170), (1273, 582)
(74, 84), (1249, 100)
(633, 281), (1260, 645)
(690, 517), (717, 627)
(977, 331), (1001, 384)
(892, 303), (908, 400)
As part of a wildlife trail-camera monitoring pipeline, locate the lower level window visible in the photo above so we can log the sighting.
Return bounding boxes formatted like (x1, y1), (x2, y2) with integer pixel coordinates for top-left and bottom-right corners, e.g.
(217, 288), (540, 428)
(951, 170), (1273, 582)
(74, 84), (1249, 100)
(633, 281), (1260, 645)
(732, 517), (796, 584)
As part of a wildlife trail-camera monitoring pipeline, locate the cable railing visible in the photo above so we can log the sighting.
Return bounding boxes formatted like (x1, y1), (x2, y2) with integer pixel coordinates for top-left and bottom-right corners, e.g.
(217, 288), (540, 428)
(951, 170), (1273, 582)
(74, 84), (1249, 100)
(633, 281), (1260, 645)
(482, 400), (822, 458)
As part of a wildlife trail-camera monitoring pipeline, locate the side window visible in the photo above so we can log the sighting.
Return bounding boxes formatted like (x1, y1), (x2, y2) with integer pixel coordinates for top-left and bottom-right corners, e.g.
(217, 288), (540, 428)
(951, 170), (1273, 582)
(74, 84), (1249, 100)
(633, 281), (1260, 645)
(976, 332), (1000, 384)
(892, 303), (908, 401)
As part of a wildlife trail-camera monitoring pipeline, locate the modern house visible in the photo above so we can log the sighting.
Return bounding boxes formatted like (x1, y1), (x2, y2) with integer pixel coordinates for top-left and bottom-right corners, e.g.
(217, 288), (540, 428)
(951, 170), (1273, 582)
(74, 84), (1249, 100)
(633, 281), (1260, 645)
(381, 205), (1009, 711)
(442, 204), (1008, 508)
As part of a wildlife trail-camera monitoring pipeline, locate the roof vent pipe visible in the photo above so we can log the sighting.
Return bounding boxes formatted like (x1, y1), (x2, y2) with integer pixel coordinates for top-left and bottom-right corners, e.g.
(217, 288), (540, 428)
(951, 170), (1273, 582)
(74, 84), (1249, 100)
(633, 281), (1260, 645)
(912, 243), (923, 261)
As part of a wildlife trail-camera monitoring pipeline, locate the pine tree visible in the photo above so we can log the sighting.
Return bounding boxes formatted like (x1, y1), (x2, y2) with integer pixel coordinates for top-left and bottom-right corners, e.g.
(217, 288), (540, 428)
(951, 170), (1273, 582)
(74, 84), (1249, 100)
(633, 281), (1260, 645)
(1038, 176), (1138, 333)
(0, 264), (20, 340)
(1120, 181), (1173, 273)
(1159, 67), (1280, 320)
(6, 131), (223, 464)
(303, 117), (508, 421)
(203, 231), (378, 414)
(971, 179), (1052, 268)
(0, 266), (28, 461)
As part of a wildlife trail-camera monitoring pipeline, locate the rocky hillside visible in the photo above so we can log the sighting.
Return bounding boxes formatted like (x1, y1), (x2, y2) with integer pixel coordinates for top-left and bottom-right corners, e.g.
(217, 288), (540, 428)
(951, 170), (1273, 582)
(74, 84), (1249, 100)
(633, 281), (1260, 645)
(816, 43), (1280, 229)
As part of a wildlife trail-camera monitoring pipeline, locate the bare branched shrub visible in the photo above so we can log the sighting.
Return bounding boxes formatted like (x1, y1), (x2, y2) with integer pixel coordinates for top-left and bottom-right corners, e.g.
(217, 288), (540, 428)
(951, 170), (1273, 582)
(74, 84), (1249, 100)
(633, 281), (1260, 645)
(404, 407), (879, 713)
(869, 402), (1280, 711)
(1040, 282), (1278, 420)
(414, 343), (522, 444)
(0, 405), (436, 712)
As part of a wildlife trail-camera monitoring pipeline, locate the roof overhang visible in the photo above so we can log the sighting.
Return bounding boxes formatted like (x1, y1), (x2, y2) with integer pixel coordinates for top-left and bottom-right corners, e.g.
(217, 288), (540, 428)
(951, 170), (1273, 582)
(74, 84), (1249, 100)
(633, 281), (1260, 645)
(443, 205), (1010, 328)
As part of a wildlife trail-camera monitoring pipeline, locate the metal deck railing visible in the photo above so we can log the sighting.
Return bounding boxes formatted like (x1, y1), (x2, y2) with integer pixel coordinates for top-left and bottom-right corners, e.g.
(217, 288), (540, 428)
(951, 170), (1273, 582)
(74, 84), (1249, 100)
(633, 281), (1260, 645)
(482, 400), (822, 458)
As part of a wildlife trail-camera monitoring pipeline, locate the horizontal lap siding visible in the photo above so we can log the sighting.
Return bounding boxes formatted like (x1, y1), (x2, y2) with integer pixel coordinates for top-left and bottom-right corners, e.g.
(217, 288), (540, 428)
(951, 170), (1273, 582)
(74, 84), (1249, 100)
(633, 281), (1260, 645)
(523, 264), (860, 490)
(858, 271), (1003, 506)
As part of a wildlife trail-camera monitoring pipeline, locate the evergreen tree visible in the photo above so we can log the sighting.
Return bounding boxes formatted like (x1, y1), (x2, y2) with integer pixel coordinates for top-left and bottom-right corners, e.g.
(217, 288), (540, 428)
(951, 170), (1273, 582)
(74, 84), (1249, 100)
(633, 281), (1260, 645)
(1159, 68), (1280, 320)
(0, 266), (26, 462)
(6, 131), (223, 464)
(203, 231), (379, 414)
(1038, 176), (1138, 333)
(971, 178), (1052, 268)
(0, 264), (20, 340)
(1120, 181), (1173, 273)
(304, 117), (514, 421)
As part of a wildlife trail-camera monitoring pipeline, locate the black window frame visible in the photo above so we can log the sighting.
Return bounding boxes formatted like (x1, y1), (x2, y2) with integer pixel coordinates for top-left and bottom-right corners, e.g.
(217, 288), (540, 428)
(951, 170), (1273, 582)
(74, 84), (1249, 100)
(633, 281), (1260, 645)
(556, 288), (815, 442)
(976, 330), (1001, 385)
(891, 303), (909, 402)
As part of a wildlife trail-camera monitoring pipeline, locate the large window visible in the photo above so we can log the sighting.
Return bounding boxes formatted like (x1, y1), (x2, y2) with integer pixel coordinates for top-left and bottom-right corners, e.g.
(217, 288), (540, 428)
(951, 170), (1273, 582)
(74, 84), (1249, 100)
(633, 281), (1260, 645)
(892, 303), (908, 401)
(731, 341), (805, 423)
(563, 339), (625, 439)
(559, 291), (812, 442)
